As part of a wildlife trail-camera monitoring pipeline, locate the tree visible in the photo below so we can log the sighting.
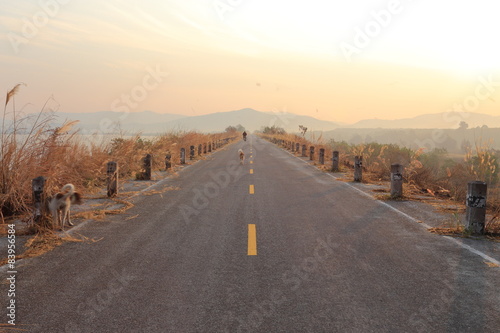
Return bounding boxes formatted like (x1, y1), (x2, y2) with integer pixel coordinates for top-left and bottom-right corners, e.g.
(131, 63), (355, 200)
(458, 121), (468, 130)
(299, 125), (307, 136)
(262, 126), (286, 135)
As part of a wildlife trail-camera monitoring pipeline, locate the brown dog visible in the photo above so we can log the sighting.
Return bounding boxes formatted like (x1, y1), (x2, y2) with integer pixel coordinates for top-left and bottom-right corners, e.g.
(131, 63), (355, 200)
(49, 184), (82, 230)
(238, 149), (245, 164)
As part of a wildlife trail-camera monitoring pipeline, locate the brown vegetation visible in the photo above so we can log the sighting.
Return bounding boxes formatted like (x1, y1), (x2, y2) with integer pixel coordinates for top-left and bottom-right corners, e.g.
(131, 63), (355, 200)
(1, 85), (235, 224)
(260, 130), (499, 236)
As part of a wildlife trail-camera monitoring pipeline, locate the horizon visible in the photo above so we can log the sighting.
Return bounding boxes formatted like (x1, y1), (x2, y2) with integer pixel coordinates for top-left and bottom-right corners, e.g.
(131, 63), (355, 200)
(40, 107), (500, 127)
(1, 1), (499, 125)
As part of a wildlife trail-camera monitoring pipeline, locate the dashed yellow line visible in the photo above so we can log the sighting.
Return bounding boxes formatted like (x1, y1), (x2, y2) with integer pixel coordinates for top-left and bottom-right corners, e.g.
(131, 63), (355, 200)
(249, 185), (255, 194)
(248, 224), (257, 255)
(250, 161), (253, 164)
(250, 169), (254, 174)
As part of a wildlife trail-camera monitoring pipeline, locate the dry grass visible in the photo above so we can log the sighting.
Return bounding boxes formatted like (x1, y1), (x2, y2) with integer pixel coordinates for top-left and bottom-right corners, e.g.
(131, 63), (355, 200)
(0, 230), (101, 266)
(263, 132), (499, 240)
(1, 85), (236, 227)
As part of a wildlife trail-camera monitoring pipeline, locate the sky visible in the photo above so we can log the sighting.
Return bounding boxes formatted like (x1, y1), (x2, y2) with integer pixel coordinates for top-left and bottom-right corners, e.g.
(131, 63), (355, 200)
(1, 0), (499, 125)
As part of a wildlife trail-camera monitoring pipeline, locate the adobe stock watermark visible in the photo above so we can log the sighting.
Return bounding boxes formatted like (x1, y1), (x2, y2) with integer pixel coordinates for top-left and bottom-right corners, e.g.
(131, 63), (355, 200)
(8, 0), (71, 55)
(64, 268), (135, 332)
(223, 235), (340, 332)
(408, 280), (454, 333)
(268, 106), (293, 129)
(339, 0), (415, 62)
(415, 74), (499, 151)
(213, 0), (246, 21)
(178, 160), (245, 224)
(96, 65), (169, 135)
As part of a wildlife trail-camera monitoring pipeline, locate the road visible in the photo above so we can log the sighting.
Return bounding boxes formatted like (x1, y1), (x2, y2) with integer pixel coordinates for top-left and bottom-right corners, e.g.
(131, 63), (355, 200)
(4, 135), (500, 332)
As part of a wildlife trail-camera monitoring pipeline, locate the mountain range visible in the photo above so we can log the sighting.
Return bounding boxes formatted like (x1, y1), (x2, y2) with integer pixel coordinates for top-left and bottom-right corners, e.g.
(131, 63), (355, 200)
(50, 108), (500, 134)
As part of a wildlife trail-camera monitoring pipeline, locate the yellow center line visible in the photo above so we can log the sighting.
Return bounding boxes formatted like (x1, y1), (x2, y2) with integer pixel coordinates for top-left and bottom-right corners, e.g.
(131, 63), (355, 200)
(250, 169), (254, 174)
(250, 161), (253, 164)
(249, 184), (255, 194)
(248, 224), (257, 255)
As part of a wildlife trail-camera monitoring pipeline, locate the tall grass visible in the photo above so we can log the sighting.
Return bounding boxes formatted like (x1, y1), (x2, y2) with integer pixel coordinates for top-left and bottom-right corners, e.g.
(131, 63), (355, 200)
(259, 131), (500, 231)
(1, 86), (234, 222)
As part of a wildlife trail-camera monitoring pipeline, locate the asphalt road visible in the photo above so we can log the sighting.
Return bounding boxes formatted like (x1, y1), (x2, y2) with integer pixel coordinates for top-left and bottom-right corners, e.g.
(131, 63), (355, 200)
(3, 135), (500, 332)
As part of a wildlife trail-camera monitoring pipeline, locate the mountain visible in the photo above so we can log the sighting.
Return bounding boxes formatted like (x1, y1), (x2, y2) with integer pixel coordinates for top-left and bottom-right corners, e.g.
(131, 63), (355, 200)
(55, 111), (186, 133)
(160, 108), (340, 133)
(348, 112), (500, 129)
(24, 109), (500, 135)
(52, 108), (340, 134)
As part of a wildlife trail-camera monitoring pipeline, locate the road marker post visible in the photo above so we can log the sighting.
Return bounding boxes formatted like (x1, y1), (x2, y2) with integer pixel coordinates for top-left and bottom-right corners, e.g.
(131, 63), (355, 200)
(296, 143), (300, 153)
(106, 162), (118, 197)
(180, 148), (186, 164)
(190, 146), (195, 160)
(319, 148), (325, 164)
(142, 154), (152, 180)
(390, 164), (404, 198)
(465, 181), (487, 234)
(198, 144), (202, 156)
(354, 156), (363, 182)
(310, 146), (315, 161)
(32, 176), (46, 223)
(332, 151), (339, 172)
(165, 153), (172, 170)
(302, 144), (307, 157)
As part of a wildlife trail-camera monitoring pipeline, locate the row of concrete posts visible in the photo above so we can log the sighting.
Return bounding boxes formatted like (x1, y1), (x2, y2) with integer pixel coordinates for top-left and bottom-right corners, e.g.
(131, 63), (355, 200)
(269, 138), (489, 235)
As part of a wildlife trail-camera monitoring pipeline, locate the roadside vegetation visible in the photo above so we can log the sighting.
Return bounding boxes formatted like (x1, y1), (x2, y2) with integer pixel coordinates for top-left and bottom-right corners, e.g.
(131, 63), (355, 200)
(259, 126), (500, 237)
(0, 85), (236, 225)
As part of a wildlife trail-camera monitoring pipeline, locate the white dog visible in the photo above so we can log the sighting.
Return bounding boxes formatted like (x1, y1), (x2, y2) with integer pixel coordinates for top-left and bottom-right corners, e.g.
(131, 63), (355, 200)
(238, 149), (245, 164)
(49, 184), (82, 230)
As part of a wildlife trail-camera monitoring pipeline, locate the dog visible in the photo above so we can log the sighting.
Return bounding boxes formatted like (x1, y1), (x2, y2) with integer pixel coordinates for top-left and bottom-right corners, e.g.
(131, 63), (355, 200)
(49, 184), (82, 230)
(238, 149), (245, 164)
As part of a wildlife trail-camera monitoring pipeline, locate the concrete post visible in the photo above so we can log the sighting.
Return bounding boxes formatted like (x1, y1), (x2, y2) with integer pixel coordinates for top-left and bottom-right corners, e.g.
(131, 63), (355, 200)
(198, 144), (202, 156)
(331, 151), (339, 172)
(180, 148), (186, 164)
(302, 144), (307, 157)
(310, 146), (315, 161)
(165, 153), (172, 170)
(319, 148), (325, 164)
(32, 176), (46, 223)
(208, 142), (212, 153)
(190, 145), (195, 160)
(203, 143), (207, 154)
(465, 181), (487, 234)
(107, 162), (118, 197)
(390, 164), (403, 198)
(354, 156), (363, 182)
(296, 143), (300, 153)
(143, 154), (152, 180)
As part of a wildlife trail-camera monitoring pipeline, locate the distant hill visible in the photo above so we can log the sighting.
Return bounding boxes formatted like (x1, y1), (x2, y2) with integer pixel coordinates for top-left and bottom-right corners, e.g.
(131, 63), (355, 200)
(348, 112), (500, 129)
(161, 108), (340, 133)
(10, 109), (499, 136)
(55, 111), (186, 133)
(52, 108), (340, 134)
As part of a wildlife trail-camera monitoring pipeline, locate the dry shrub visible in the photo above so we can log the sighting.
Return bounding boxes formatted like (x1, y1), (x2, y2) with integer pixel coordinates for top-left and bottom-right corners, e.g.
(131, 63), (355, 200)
(1, 85), (236, 222)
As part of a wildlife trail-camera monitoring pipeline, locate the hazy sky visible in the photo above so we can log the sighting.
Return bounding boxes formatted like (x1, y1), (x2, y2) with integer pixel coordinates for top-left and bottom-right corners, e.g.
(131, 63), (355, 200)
(1, 0), (499, 124)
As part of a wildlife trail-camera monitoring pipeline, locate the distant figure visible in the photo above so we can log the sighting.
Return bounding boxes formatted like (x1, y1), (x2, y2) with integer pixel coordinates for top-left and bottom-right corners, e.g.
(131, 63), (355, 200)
(238, 149), (245, 164)
(242, 131), (247, 141)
